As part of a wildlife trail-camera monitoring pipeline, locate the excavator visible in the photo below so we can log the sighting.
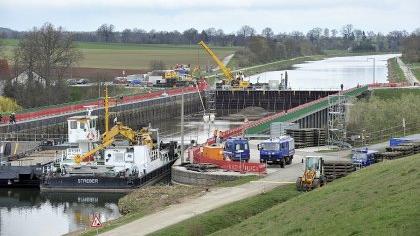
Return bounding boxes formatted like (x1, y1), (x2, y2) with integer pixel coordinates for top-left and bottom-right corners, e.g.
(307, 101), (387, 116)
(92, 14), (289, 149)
(198, 41), (250, 89)
(73, 86), (155, 164)
(296, 156), (327, 191)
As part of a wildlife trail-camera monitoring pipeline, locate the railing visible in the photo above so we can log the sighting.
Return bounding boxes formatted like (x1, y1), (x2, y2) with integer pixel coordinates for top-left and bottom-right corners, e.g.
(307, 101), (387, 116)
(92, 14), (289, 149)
(2, 80), (208, 124)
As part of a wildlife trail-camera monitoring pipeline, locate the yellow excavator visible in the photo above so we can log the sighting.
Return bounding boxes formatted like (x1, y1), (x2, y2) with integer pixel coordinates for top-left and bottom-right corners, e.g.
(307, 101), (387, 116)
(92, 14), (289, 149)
(296, 156), (327, 191)
(73, 86), (154, 164)
(198, 41), (250, 89)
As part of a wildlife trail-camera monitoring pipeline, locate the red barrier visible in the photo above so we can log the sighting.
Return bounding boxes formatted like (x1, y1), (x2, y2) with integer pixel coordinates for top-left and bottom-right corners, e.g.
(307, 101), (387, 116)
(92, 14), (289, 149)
(192, 147), (266, 174)
(11, 80), (209, 123)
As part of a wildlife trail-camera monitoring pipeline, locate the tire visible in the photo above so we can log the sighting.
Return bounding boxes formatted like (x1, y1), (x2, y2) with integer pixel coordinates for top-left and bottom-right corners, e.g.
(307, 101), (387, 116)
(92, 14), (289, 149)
(286, 156), (293, 165)
(296, 177), (302, 191)
(312, 179), (321, 189)
(280, 159), (285, 168)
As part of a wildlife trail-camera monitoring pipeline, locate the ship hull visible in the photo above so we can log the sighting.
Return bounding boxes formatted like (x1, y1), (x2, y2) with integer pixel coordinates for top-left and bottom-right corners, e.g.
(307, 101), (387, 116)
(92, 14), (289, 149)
(40, 159), (176, 192)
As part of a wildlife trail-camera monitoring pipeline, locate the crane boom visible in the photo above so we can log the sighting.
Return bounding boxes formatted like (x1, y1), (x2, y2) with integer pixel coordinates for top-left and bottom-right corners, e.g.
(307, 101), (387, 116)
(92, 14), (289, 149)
(198, 41), (234, 82)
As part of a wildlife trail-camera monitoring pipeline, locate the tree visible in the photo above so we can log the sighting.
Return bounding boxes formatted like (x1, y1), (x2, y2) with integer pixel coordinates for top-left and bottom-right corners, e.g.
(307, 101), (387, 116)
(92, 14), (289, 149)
(96, 24), (115, 42)
(237, 25), (256, 38)
(331, 29), (338, 38)
(0, 96), (21, 112)
(323, 28), (330, 38)
(121, 28), (132, 43)
(341, 24), (353, 39)
(6, 23), (81, 108)
(261, 27), (274, 39)
(183, 28), (198, 44)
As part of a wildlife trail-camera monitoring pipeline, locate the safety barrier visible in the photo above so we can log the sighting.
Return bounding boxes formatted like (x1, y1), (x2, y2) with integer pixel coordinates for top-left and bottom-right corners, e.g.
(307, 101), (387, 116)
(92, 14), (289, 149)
(190, 146), (266, 174)
(4, 80), (208, 124)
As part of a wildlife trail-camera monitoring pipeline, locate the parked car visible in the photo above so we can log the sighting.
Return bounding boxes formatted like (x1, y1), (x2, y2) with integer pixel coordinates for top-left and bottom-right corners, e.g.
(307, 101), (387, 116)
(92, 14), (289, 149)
(66, 79), (77, 85)
(77, 78), (89, 84)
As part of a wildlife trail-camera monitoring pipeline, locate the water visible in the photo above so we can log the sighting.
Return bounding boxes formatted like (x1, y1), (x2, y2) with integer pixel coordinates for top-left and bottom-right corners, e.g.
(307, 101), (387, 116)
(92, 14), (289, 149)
(248, 54), (400, 90)
(0, 189), (123, 236)
(0, 117), (240, 236)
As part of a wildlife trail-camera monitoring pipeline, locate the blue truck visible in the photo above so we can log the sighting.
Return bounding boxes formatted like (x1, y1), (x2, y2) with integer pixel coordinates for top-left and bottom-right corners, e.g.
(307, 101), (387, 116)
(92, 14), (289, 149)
(258, 136), (295, 168)
(351, 147), (378, 168)
(223, 137), (250, 162)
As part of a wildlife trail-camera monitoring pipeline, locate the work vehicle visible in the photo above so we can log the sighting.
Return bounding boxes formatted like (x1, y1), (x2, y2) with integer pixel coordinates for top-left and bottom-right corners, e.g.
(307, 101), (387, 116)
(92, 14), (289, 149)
(198, 41), (250, 89)
(351, 147), (378, 168)
(296, 156), (326, 191)
(223, 137), (250, 162)
(258, 136), (294, 168)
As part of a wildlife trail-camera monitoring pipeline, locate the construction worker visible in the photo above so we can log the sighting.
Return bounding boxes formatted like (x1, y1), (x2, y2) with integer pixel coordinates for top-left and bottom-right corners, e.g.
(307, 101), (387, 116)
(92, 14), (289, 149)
(9, 113), (16, 124)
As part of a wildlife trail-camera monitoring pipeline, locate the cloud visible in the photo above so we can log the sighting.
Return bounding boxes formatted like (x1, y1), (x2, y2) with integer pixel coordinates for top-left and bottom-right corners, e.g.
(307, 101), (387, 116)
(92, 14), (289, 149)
(0, 0), (419, 32)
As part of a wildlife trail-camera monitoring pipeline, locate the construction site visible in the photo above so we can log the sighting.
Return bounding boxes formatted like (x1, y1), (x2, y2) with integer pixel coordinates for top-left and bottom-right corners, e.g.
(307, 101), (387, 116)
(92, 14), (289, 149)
(1, 3), (420, 235)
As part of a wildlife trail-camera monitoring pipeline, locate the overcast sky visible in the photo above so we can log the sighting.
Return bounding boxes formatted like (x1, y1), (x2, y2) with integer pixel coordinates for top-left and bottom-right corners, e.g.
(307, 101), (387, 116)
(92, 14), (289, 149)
(1, 0), (419, 34)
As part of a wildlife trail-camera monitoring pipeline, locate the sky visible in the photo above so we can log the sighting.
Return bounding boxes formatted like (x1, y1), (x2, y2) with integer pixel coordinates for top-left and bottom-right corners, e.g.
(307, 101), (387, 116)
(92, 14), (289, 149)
(1, 0), (419, 34)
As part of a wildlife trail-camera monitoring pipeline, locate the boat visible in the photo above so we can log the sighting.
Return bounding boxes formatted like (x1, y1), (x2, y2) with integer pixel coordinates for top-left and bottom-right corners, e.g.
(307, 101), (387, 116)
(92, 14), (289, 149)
(40, 87), (179, 192)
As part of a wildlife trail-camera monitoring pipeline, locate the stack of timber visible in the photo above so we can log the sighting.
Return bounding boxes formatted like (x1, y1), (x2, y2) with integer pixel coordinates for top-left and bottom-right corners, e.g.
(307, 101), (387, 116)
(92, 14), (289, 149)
(286, 128), (326, 148)
(323, 161), (356, 182)
(377, 142), (420, 161)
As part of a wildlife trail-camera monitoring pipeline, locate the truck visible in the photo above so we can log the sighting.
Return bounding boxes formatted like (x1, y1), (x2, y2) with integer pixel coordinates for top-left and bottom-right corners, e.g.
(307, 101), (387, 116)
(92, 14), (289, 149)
(351, 147), (378, 168)
(258, 136), (295, 168)
(223, 137), (250, 162)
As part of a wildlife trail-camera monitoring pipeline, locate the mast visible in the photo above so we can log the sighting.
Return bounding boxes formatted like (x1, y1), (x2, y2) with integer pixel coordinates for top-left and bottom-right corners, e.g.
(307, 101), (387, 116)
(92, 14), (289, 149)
(104, 85), (109, 133)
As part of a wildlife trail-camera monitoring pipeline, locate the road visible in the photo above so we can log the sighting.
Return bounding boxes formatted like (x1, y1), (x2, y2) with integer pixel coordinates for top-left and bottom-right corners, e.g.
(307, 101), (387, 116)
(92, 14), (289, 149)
(397, 57), (419, 85)
(100, 134), (420, 236)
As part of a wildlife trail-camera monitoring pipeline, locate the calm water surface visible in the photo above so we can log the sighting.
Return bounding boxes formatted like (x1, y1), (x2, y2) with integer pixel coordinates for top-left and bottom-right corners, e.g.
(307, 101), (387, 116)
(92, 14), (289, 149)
(248, 54), (400, 90)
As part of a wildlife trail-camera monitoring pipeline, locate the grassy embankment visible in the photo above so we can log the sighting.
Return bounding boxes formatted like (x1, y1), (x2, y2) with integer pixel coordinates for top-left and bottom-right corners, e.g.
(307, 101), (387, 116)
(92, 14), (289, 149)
(2, 39), (237, 70)
(347, 88), (420, 146)
(409, 62), (420, 80)
(387, 57), (406, 82)
(154, 153), (420, 236)
(80, 175), (261, 236)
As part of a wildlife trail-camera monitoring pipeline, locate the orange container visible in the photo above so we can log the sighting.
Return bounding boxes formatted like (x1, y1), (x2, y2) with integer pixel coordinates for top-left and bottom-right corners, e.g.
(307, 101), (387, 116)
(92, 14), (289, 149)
(203, 144), (224, 160)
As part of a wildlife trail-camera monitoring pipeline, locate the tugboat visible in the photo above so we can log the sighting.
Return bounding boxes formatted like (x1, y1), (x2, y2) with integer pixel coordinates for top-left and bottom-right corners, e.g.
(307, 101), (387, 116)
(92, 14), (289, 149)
(41, 87), (179, 192)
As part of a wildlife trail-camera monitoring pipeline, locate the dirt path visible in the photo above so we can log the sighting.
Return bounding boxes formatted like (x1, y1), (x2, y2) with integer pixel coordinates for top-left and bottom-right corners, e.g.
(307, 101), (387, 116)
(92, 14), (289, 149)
(397, 57), (419, 85)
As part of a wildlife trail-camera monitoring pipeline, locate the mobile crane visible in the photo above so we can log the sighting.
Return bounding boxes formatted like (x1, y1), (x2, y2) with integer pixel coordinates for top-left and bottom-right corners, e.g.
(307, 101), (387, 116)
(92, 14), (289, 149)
(73, 86), (154, 164)
(198, 41), (250, 89)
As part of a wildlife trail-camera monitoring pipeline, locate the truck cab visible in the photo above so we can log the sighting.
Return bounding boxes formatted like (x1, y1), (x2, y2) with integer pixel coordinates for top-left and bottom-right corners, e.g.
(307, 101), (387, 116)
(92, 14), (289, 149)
(258, 136), (295, 168)
(351, 147), (378, 168)
(224, 137), (250, 162)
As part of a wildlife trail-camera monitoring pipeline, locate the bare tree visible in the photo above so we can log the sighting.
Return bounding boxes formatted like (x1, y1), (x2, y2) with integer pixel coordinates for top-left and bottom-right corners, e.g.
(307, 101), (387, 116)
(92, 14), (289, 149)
(6, 23), (81, 107)
(238, 25), (256, 38)
(341, 24), (353, 39)
(96, 24), (115, 42)
(261, 27), (274, 39)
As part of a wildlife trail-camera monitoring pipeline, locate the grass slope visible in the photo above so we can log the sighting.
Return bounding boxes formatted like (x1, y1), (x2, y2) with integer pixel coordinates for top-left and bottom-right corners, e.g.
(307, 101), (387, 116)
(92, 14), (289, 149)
(150, 184), (300, 236)
(212, 154), (420, 236)
(372, 88), (420, 100)
(387, 57), (406, 82)
(2, 39), (237, 69)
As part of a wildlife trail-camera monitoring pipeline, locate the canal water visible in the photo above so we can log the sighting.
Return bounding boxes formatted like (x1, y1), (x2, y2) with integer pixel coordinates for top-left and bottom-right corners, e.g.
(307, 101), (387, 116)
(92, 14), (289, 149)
(248, 54), (400, 90)
(0, 117), (239, 236)
(0, 53), (399, 236)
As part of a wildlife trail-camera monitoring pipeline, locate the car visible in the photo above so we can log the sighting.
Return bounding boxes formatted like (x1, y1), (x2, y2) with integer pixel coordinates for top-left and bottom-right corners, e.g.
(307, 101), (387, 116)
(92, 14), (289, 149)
(66, 79), (77, 85)
(77, 78), (89, 84)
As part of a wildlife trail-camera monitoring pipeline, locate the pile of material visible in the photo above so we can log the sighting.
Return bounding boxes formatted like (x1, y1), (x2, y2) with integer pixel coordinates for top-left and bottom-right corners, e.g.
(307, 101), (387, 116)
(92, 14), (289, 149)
(185, 163), (219, 172)
(286, 128), (326, 148)
(225, 106), (271, 121)
(377, 141), (420, 161)
(323, 161), (356, 182)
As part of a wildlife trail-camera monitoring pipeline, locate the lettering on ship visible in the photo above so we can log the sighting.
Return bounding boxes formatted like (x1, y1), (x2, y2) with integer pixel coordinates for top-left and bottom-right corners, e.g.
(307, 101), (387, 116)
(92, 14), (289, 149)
(78, 179), (99, 184)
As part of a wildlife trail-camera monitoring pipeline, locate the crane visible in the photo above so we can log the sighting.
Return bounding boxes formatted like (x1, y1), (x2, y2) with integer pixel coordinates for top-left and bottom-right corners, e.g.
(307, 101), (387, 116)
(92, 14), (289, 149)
(73, 86), (154, 164)
(198, 41), (250, 89)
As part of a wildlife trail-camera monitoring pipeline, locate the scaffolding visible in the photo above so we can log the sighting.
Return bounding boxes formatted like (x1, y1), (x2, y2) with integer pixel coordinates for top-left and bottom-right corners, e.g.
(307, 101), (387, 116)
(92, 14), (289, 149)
(205, 89), (216, 115)
(327, 92), (349, 148)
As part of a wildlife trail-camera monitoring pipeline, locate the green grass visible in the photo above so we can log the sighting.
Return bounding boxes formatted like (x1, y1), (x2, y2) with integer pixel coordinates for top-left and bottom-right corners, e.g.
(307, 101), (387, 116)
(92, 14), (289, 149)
(2, 38), (237, 70)
(212, 154), (420, 236)
(215, 175), (262, 187)
(387, 57), (406, 82)
(410, 62), (420, 81)
(372, 88), (420, 100)
(150, 184), (300, 236)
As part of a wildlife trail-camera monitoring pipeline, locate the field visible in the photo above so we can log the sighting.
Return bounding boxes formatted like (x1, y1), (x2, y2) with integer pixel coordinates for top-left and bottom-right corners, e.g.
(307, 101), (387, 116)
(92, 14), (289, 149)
(411, 62), (420, 80)
(2, 39), (238, 70)
(154, 153), (420, 236)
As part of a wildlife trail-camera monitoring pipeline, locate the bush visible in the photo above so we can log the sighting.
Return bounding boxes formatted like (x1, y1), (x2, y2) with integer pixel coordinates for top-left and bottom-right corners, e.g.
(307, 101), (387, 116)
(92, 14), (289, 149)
(0, 96), (21, 113)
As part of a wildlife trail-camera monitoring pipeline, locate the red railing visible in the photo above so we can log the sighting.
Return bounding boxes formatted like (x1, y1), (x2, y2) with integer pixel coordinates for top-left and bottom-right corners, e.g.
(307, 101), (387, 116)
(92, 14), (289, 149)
(5, 80), (208, 123)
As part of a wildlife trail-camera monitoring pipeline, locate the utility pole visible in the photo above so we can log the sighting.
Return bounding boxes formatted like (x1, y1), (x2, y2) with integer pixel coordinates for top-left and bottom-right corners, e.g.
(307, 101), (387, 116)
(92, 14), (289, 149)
(367, 57), (376, 84)
(180, 89), (184, 164)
